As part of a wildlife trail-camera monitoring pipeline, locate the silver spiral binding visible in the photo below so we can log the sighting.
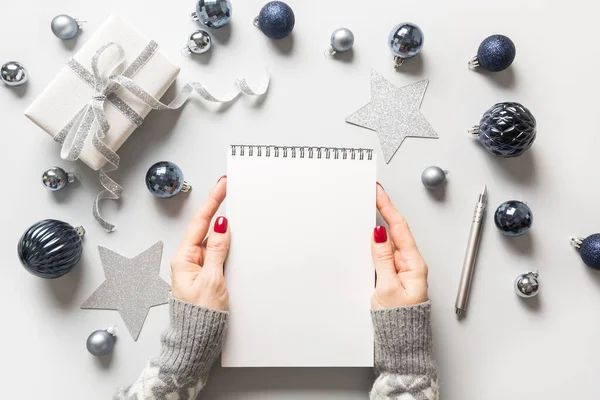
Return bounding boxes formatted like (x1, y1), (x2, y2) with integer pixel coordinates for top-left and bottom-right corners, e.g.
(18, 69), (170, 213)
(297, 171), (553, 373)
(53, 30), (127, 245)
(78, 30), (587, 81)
(230, 145), (374, 161)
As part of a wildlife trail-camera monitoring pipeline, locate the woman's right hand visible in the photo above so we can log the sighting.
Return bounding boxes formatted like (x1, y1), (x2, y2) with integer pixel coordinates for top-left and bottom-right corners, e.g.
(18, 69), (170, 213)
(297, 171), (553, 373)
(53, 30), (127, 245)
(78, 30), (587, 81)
(371, 184), (429, 309)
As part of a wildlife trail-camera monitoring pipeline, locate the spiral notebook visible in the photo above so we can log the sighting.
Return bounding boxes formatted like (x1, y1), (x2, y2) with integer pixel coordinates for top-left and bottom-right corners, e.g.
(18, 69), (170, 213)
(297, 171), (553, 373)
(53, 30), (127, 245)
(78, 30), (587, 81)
(222, 145), (376, 367)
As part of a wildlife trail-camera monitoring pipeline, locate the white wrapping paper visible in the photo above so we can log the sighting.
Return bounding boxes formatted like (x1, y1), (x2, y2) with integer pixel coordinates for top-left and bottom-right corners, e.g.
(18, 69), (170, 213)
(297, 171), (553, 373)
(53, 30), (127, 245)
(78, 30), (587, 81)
(25, 14), (180, 170)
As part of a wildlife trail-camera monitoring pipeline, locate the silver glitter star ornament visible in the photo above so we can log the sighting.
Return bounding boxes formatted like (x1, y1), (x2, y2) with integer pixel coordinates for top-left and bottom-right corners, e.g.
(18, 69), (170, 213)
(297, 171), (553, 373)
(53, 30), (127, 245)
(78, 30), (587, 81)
(81, 241), (170, 340)
(346, 70), (438, 163)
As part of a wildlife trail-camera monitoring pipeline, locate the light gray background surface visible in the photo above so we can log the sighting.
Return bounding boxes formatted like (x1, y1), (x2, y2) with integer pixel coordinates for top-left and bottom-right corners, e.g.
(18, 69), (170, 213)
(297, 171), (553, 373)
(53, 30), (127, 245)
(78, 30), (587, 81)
(2, 0), (599, 399)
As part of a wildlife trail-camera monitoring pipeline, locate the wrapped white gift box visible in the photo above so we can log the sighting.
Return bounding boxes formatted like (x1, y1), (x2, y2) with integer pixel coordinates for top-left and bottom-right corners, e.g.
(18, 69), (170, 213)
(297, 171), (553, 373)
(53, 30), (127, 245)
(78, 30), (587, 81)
(25, 14), (180, 171)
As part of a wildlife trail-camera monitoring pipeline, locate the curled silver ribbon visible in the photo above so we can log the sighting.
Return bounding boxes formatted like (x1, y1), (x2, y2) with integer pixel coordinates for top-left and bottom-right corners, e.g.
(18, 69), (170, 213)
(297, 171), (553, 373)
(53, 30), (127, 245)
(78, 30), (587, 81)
(58, 41), (269, 232)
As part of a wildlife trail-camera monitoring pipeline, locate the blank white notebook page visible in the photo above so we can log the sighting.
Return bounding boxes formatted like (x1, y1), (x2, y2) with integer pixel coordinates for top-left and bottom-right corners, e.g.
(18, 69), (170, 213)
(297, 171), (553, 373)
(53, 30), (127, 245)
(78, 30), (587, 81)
(223, 145), (376, 367)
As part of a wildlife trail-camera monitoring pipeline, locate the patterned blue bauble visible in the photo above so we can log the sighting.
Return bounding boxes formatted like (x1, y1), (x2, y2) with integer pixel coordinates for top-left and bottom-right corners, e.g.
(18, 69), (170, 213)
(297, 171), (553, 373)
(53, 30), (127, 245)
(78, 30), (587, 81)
(145, 162), (192, 199)
(471, 34), (516, 72)
(195, 0), (232, 29)
(256, 1), (295, 39)
(389, 23), (424, 58)
(388, 23), (424, 68)
(494, 201), (533, 237)
(573, 234), (600, 270)
(18, 219), (85, 279)
(472, 102), (536, 158)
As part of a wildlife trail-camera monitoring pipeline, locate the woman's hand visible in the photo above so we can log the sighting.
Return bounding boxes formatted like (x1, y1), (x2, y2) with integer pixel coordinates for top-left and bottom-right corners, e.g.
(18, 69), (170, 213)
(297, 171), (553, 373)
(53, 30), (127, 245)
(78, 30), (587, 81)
(170, 177), (230, 311)
(371, 184), (429, 309)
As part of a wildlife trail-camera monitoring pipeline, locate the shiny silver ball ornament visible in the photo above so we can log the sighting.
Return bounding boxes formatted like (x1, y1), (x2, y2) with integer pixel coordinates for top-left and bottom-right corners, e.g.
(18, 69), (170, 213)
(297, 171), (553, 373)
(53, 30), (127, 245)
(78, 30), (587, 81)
(515, 271), (540, 298)
(325, 28), (354, 57)
(182, 30), (212, 55)
(51, 14), (83, 40)
(571, 234), (600, 270)
(42, 167), (75, 191)
(86, 327), (117, 356)
(1, 61), (28, 86)
(388, 23), (424, 68)
(421, 166), (447, 190)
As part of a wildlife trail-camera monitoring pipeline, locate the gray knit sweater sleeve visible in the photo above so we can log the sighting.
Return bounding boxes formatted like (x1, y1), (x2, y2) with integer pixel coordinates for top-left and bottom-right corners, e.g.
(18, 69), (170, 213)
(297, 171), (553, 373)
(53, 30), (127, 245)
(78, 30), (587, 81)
(114, 297), (228, 400)
(370, 302), (439, 400)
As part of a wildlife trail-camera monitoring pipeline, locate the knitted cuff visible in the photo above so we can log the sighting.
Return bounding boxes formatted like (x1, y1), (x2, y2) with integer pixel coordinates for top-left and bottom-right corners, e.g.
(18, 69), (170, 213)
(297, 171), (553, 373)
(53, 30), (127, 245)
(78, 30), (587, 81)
(157, 297), (228, 379)
(371, 301), (437, 376)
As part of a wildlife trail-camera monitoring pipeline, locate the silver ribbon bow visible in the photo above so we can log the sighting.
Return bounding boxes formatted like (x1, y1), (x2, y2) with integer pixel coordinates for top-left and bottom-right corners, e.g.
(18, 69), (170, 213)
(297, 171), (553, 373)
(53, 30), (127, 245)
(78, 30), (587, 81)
(57, 41), (269, 232)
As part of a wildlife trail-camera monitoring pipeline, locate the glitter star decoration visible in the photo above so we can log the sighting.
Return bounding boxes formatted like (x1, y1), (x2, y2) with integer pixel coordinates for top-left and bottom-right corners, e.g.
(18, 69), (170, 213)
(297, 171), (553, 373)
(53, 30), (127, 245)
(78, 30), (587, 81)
(346, 70), (438, 163)
(81, 241), (170, 340)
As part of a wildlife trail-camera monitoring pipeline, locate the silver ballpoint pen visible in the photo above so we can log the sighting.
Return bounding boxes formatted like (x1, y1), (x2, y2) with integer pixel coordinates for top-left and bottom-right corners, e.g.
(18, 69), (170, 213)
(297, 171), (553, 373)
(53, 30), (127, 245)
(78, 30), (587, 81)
(455, 185), (487, 317)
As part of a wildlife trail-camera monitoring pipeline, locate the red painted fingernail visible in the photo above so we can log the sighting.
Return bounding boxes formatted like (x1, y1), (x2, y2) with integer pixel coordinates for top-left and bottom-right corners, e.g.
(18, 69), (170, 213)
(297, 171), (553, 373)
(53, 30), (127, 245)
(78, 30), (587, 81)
(217, 175), (227, 183)
(214, 216), (228, 234)
(374, 226), (387, 243)
(377, 182), (385, 191)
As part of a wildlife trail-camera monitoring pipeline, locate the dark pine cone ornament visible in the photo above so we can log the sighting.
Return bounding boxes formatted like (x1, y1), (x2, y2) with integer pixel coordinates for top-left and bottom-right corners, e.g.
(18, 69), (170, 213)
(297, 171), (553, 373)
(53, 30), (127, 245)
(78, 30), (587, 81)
(471, 102), (536, 157)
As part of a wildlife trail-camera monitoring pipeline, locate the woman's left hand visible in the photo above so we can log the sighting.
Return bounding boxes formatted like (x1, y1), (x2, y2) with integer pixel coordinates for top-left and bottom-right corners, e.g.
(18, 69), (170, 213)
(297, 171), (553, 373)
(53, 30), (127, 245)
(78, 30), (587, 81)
(170, 177), (230, 311)
(371, 184), (429, 309)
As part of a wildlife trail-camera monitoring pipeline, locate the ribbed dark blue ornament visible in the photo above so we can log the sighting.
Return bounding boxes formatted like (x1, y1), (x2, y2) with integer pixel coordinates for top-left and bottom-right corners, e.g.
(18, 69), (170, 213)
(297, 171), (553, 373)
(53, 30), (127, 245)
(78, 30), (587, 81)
(257, 1), (295, 39)
(17, 219), (84, 279)
(477, 35), (516, 72)
(580, 234), (600, 270)
(494, 201), (533, 237)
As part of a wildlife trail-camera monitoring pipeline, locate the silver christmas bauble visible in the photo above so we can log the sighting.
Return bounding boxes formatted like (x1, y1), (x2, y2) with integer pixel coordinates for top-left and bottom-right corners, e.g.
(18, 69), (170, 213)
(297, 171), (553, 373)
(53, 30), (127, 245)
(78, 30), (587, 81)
(327, 28), (354, 55)
(42, 167), (75, 191)
(51, 14), (82, 40)
(1, 61), (28, 86)
(86, 328), (116, 356)
(185, 30), (212, 54)
(515, 272), (540, 298)
(421, 166), (447, 190)
(388, 23), (424, 68)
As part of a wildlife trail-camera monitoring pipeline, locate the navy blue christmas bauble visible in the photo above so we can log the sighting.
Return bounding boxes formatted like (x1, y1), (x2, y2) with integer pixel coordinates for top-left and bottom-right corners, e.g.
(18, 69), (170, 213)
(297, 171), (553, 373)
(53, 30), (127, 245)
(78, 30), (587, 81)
(256, 1), (295, 39)
(578, 234), (600, 270)
(472, 102), (536, 158)
(18, 219), (85, 279)
(473, 34), (516, 72)
(494, 201), (533, 237)
(145, 161), (192, 199)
